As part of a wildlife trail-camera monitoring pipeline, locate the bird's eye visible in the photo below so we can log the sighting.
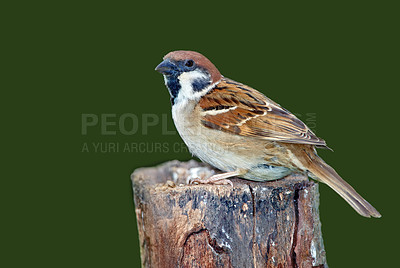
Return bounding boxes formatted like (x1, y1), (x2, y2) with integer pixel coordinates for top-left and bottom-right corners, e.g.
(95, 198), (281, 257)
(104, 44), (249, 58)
(185, 60), (194, 67)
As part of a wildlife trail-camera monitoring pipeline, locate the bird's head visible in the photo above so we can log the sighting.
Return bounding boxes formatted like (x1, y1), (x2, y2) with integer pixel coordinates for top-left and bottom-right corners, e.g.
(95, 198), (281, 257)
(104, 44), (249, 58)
(155, 51), (222, 105)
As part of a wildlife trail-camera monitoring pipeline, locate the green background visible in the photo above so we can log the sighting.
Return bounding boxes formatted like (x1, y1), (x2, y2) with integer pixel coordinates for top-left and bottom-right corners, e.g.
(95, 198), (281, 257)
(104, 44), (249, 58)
(2, 1), (398, 267)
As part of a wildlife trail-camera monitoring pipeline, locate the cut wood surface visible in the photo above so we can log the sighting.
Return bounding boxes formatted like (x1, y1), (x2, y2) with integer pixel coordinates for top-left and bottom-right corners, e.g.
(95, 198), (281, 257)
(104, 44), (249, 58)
(132, 160), (328, 268)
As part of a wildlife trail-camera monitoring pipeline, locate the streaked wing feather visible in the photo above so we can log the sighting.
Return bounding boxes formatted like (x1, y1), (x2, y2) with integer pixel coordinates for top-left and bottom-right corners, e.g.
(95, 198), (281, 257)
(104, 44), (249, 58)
(199, 78), (327, 147)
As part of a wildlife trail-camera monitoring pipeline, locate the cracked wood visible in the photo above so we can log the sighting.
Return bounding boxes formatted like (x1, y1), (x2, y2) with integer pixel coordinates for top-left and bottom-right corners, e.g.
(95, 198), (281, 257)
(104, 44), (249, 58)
(132, 160), (328, 268)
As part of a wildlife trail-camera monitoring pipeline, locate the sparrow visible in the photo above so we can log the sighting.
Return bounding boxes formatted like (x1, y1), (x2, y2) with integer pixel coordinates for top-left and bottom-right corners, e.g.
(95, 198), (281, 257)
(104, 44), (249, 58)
(155, 50), (381, 218)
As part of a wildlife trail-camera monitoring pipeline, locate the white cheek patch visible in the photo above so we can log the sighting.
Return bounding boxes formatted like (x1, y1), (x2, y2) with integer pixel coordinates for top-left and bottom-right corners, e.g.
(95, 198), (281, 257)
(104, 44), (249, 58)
(177, 70), (209, 100)
(172, 70), (222, 107)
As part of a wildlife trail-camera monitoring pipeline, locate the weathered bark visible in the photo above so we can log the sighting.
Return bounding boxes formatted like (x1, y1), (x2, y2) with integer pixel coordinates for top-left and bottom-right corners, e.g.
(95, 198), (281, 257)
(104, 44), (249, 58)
(132, 160), (328, 268)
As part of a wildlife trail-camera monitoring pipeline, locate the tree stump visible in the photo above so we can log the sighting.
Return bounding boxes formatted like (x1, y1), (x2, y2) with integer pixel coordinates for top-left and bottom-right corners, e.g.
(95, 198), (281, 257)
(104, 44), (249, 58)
(132, 160), (328, 268)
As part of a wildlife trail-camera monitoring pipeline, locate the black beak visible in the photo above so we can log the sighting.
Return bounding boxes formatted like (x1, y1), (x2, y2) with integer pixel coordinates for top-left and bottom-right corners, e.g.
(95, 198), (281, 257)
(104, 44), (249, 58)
(155, 60), (176, 75)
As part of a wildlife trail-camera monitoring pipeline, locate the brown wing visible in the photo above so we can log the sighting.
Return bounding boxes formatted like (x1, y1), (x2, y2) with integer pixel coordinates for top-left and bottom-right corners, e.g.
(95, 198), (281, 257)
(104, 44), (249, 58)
(198, 77), (327, 147)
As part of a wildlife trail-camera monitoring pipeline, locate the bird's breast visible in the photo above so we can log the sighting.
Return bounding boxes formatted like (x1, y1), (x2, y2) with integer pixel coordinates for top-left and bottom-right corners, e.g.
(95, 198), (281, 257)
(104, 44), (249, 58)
(171, 101), (293, 181)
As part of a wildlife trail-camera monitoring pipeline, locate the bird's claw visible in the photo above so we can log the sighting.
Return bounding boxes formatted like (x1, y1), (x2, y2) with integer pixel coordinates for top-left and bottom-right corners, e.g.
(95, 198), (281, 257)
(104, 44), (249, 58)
(189, 176), (233, 187)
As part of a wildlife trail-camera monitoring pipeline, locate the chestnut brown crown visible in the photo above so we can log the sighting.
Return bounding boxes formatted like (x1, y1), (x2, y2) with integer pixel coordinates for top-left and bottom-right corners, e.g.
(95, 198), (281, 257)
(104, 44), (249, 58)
(164, 50), (222, 84)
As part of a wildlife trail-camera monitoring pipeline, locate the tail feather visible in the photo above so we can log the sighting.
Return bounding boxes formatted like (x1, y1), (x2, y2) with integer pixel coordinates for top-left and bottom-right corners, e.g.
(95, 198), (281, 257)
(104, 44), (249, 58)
(308, 157), (381, 218)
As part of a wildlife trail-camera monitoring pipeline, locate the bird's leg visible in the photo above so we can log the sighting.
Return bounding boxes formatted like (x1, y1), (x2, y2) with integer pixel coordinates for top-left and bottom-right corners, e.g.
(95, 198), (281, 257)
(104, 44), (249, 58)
(189, 169), (247, 187)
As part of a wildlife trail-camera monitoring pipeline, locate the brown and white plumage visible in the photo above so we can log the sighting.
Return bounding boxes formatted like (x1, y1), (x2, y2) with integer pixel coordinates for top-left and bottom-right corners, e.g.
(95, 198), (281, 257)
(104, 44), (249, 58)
(199, 77), (327, 147)
(155, 50), (381, 218)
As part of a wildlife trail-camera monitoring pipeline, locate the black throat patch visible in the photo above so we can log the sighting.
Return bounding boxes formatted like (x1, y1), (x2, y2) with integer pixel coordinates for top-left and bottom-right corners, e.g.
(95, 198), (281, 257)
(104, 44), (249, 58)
(165, 75), (180, 105)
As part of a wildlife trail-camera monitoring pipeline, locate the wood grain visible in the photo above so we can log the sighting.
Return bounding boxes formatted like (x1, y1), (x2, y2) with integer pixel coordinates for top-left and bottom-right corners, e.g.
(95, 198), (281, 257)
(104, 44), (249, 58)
(132, 160), (328, 268)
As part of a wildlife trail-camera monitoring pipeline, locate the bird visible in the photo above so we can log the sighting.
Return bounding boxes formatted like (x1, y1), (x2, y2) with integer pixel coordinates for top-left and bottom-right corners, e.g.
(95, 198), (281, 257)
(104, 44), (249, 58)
(155, 50), (381, 218)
